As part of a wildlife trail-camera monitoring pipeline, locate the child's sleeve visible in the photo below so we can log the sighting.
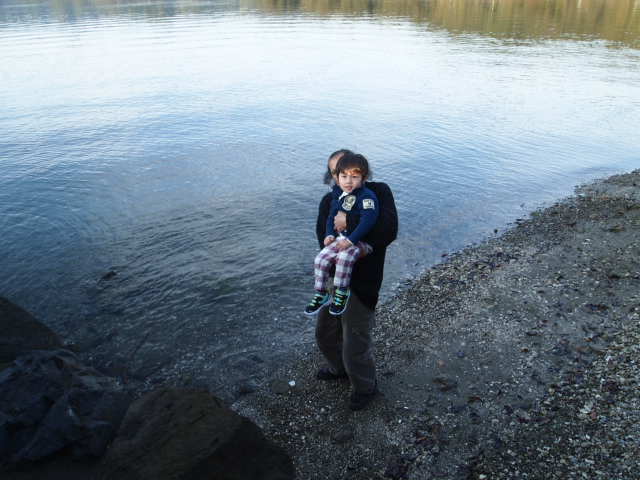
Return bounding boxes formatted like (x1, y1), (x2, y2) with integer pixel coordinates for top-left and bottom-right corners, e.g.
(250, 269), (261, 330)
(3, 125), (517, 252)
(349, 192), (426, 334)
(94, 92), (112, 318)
(347, 183), (397, 250)
(346, 190), (379, 246)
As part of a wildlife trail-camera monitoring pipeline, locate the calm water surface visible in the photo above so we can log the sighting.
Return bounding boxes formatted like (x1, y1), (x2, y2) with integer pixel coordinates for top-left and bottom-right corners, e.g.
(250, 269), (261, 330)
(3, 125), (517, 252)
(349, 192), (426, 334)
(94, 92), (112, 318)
(1, 0), (639, 393)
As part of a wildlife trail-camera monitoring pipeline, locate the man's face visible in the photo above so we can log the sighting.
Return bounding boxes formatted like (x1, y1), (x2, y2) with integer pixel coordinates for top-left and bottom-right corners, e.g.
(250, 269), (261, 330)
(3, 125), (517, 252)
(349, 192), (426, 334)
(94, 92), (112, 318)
(338, 169), (363, 193)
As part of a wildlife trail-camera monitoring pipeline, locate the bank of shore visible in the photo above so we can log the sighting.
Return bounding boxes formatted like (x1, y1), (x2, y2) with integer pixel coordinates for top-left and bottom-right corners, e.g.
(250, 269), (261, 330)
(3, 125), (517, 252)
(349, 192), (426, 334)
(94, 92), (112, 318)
(234, 169), (640, 480)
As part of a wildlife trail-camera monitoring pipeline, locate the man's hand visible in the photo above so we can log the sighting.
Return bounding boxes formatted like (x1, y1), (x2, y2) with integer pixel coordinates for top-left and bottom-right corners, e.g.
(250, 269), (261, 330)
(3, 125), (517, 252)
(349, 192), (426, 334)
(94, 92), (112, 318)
(324, 235), (335, 247)
(336, 238), (352, 251)
(334, 211), (347, 233)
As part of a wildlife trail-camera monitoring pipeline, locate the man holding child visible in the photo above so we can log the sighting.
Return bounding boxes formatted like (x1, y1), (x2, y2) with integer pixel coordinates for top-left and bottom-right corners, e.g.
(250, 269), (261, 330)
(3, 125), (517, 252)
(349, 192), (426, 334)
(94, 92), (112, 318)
(311, 149), (398, 411)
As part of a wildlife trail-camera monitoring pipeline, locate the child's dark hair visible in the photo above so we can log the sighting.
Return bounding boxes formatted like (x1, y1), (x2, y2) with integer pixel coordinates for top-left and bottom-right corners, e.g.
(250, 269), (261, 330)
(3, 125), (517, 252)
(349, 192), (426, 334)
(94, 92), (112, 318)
(323, 149), (353, 185)
(335, 152), (372, 180)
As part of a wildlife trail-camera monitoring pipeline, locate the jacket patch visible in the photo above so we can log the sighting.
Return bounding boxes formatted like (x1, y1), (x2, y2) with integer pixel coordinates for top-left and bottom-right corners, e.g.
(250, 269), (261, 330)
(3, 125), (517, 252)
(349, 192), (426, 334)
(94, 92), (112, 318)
(362, 198), (375, 210)
(342, 195), (356, 211)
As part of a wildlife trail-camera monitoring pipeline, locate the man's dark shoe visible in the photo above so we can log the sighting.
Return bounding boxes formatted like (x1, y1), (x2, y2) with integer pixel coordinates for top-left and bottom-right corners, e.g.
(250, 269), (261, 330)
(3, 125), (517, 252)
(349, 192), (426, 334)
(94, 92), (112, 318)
(316, 367), (348, 381)
(349, 386), (378, 411)
(329, 288), (351, 315)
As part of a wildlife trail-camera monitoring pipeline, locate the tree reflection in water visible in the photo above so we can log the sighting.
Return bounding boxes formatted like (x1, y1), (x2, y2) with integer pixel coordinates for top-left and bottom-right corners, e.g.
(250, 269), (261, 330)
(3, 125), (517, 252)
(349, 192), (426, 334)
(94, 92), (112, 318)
(5, 0), (638, 49)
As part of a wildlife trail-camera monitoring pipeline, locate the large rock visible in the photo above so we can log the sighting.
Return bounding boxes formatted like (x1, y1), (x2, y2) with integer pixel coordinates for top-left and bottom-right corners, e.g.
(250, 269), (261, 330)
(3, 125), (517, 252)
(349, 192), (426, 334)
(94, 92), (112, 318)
(0, 297), (62, 364)
(99, 388), (294, 480)
(0, 349), (131, 469)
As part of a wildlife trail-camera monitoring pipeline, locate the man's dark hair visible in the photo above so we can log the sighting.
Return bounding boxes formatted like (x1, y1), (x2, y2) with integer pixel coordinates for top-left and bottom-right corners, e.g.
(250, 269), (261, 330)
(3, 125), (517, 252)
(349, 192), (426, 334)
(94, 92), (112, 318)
(323, 149), (354, 185)
(335, 152), (372, 180)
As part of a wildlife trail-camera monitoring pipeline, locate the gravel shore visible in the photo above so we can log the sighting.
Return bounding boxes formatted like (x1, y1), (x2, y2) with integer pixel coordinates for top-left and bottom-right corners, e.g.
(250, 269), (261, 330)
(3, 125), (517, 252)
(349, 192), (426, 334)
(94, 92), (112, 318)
(234, 169), (640, 480)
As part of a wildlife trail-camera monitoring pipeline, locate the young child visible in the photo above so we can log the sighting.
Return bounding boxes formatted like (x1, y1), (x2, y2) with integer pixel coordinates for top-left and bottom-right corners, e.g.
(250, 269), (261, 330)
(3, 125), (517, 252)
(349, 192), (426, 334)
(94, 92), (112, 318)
(305, 153), (379, 316)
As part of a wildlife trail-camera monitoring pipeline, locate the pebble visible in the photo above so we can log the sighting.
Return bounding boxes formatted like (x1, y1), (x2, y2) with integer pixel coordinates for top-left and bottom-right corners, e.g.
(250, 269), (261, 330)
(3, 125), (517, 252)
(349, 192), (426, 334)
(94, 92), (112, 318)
(237, 380), (259, 395)
(332, 428), (354, 444)
(100, 270), (117, 281)
(269, 379), (290, 395)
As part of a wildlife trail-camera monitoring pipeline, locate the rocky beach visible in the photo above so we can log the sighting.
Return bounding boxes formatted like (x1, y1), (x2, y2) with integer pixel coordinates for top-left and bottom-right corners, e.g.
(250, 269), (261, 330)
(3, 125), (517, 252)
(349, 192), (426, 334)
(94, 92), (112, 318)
(2, 169), (639, 479)
(234, 169), (640, 479)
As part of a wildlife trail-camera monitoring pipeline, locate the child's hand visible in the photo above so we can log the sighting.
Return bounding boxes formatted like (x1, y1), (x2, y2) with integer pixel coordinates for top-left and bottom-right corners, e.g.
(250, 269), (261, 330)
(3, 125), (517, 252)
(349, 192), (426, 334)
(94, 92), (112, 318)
(336, 238), (352, 251)
(333, 211), (347, 232)
(324, 236), (335, 246)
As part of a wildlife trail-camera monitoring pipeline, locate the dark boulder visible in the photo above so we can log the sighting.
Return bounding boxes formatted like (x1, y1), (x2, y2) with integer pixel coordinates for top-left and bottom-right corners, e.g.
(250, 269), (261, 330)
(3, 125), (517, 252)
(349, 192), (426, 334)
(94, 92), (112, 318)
(0, 297), (62, 364)
(0, 349), (131, 469)
(98, 388), (294, 480)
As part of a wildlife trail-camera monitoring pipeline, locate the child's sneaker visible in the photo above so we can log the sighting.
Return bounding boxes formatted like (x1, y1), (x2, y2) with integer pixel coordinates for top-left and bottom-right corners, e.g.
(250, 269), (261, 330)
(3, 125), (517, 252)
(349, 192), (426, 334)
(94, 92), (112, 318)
(329, 288), (351, 315)
(304, 292), (330, 315)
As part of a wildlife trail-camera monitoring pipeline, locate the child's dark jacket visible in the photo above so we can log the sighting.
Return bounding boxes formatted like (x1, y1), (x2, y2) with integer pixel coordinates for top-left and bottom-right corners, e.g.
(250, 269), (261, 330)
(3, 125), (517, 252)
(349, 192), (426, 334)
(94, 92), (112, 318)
(325, 185), (379, 246)
(316, 182), (398, 310)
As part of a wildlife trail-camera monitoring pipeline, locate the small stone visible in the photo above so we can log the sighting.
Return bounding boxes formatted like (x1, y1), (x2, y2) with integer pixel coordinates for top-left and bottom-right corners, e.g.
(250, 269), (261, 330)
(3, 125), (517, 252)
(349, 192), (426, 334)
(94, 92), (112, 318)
(237, 380), (259, 395)
(333, 427), (354, 444)
(101, 270), (117, 281)
(516, 410), (531, 422)
(248, 354), (264, 363)
(433, 376), (457, 392)
(269, 379), (290, 395)
(585, 303), (609, 313)
(384, 455), (413, 479)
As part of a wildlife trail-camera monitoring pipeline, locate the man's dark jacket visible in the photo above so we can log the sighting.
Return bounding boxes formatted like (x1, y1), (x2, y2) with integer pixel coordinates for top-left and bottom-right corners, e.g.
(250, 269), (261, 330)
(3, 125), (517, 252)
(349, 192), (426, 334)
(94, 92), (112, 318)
(316, 181), (398, 310)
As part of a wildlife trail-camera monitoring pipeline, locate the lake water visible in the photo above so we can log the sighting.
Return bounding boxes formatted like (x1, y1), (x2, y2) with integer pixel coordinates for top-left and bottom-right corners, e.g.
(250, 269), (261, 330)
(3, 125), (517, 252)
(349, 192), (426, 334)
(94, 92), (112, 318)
(1, 0), (639, 393)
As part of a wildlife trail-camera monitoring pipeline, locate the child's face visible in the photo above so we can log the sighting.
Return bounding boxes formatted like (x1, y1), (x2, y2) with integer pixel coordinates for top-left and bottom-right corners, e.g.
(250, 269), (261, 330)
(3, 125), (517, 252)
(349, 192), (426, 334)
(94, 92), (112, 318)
(338, 169), (364, 193)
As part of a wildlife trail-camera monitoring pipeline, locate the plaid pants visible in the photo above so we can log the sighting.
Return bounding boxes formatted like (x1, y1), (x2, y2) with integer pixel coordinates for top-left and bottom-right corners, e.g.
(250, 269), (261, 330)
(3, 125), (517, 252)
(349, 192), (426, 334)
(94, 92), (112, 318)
(314, 239), (369, 291)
